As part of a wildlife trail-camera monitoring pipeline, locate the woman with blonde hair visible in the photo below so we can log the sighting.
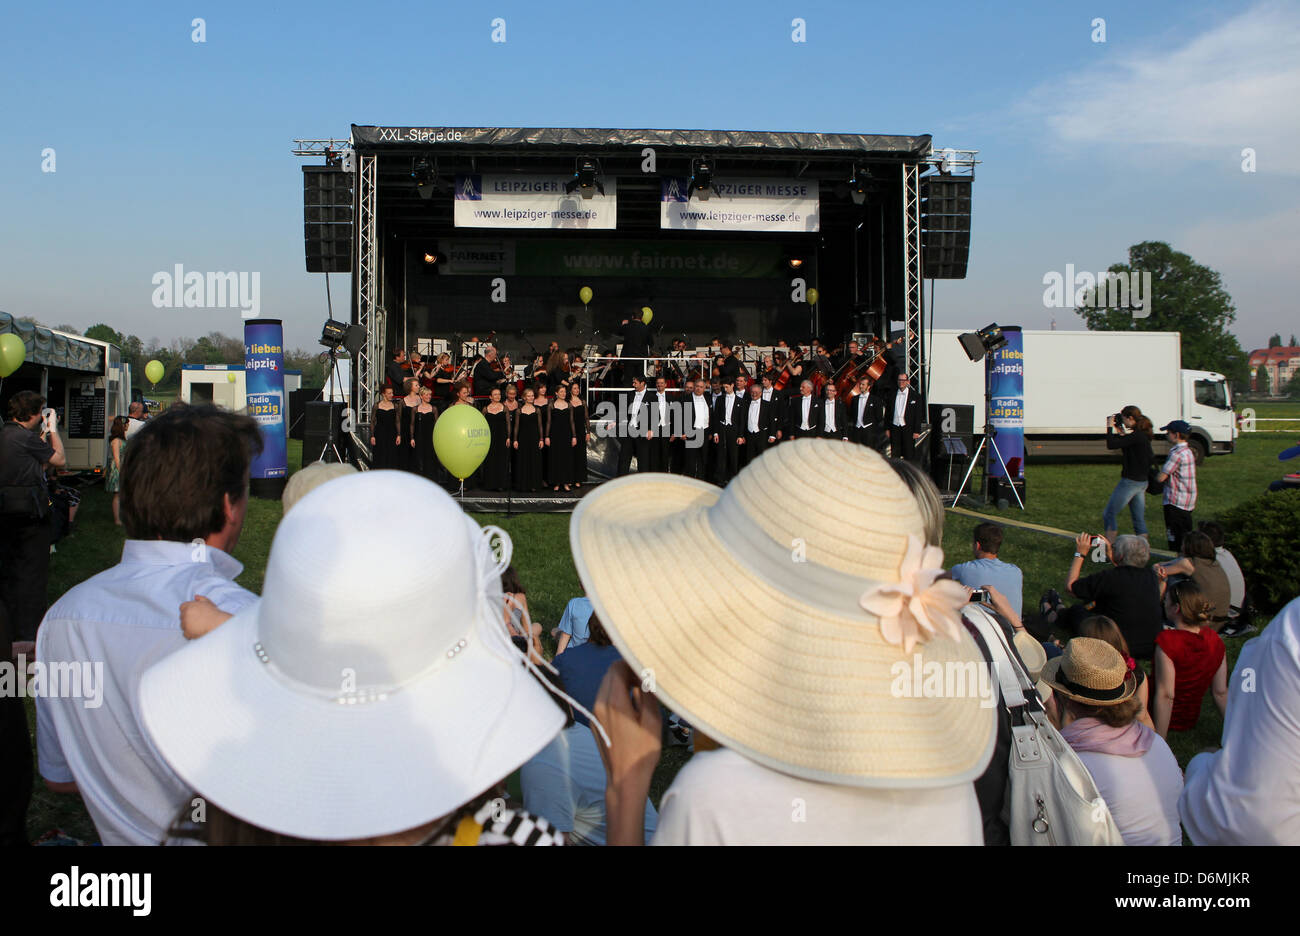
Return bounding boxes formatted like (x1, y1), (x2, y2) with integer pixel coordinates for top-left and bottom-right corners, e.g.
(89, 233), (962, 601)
(1153, 579), (1228, 738)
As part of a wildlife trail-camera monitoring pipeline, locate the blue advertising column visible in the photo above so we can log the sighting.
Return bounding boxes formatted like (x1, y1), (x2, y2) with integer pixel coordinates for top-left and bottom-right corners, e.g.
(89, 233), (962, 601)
(244, 319), (288, 499)
(986, 326), (1025, 505)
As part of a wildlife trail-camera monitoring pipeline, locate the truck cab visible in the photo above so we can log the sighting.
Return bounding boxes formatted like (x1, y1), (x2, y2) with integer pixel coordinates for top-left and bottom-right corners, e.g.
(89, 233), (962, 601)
(1181, 369), (1235, 462)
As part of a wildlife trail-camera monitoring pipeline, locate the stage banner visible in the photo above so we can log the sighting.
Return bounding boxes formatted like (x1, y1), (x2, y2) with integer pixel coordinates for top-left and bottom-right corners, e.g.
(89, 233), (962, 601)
(660, 176), (819, 233)
(454, 174), (618, 230)
(244, 319), (287, 480)
(986, 326), (1024, 483)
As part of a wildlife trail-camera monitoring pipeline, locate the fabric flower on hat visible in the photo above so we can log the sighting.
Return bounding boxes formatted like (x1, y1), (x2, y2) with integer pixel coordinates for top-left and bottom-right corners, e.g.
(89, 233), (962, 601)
(860, 536), (968, 653)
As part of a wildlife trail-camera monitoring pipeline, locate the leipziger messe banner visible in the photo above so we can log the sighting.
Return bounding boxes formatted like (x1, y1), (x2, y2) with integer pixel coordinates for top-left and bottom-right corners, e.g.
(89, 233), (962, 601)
(986, 325), (1024, 487)
(454, 174), (618, 229)
(660, 176), (819, 232)
(244, 319), (287, 482)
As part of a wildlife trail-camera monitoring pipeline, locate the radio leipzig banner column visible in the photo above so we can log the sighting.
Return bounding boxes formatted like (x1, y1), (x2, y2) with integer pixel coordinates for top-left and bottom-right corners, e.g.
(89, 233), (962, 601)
(244, 319), (287, 481)
(454, 174), (617, 229)
(986, 326), (1024, 489)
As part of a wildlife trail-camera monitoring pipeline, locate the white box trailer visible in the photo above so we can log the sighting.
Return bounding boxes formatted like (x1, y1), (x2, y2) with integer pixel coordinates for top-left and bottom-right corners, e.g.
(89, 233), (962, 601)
(925, 329), (1236, 462)
(181, 364), (302, 417)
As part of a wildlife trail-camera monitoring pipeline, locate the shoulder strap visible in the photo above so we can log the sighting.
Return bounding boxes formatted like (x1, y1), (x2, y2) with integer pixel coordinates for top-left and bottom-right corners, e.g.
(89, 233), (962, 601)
(965, 604), (1030, 709)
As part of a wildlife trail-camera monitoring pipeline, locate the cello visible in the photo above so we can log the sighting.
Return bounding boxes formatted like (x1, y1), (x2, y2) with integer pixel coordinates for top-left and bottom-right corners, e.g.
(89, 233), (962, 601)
(834, 331), (912, 399)
(772, 348), (808, 393)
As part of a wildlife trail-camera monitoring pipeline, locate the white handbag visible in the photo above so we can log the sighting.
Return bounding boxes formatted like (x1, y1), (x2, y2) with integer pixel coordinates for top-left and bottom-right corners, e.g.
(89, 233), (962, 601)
(965, 605), (1125, 846)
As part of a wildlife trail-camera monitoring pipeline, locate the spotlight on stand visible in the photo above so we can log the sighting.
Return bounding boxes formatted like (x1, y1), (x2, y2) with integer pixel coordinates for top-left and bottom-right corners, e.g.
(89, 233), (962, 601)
(688, 157), (714, 201)
(564, 158), (605, 199)
(957, 323), (1008, 362)
(319, 319), (348, 350)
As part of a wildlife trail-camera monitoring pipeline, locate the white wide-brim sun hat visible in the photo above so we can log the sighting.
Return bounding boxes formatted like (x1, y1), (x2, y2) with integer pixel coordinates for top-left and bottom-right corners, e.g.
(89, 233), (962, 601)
(570, 439), (996, 788)
(139, 470), (564, 841)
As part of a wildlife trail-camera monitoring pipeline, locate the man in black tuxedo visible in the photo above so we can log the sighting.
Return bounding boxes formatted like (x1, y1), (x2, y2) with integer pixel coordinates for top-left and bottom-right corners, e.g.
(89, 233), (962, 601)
(648, 376), (673, 472)
(786, 380), (821, 440)
(739, 381), (778, 466)
(888, 372), (923, 461)
(471, 345), (509, 400)
(846, 377), (880, 447)
(710, 376), (743, 485)
(759, 374), (785, 440)
(617, 374), (652, 476)
(819, 383), (850, 441)
(681, 380), (712, 480)
(716, 343), (743, 383)
(385, 348), (408, 391)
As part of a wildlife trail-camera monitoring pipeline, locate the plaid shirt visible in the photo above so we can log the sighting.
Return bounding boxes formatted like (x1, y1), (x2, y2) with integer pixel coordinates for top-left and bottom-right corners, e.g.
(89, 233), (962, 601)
(1162, 442), (1197, 510)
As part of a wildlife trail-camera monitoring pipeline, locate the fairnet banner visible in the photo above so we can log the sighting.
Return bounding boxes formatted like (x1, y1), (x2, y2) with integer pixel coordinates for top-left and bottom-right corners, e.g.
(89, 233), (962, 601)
(986, 326), (1024, 484)
(244, 319), (287, 480)
(454, 174), (618, 229)
(660, 176), (820, 232)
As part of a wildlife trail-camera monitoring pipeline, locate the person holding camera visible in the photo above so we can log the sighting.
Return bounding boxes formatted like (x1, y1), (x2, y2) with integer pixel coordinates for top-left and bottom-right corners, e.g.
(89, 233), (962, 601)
(0, 391), (66, 648)
(1102, 405), (1154, 543)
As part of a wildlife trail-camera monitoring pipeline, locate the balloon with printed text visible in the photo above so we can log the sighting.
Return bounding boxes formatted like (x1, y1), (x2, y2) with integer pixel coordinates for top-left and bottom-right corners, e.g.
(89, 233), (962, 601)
(433, 404), (492, 481)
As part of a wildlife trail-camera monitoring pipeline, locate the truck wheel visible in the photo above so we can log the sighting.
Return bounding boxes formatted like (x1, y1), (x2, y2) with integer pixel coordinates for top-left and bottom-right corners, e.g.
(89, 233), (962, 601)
(1189, 438), (1208, 465)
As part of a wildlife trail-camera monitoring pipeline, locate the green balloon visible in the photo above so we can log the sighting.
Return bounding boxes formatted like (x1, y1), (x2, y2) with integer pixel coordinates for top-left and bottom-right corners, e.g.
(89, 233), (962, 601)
(432, 403), (492, 481)
(145, 359), (165, 385)
(0, 333), (26, 378)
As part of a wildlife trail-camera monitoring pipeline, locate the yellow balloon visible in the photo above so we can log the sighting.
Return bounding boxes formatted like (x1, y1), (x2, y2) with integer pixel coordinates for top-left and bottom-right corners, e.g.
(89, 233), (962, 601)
(579, 286), (593, 305)
(0, 333), (26, 378)
(227, 372), (237, 383)
(641, 307), (653, 325)
(807, 288), (819, 306)
(145, 360), (165, 384)
(432, 404), (492, 481)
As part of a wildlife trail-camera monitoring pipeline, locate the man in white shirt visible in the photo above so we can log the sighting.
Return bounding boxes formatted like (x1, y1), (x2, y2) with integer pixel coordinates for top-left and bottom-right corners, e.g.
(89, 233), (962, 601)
(617, 374), (650, 476)
(125, 401), (148, 440)
(649, 376), (672, 472)
(786, 380), (820, 440)
(1180, 597), (1300, 845)
(740, 381), (777, 465)
(36, 405), (262, 845)
(820, 383), (848, 441)
(889, 372), (922, 461)
(683, 381), (712, 480)
(711, 377), (742, 484)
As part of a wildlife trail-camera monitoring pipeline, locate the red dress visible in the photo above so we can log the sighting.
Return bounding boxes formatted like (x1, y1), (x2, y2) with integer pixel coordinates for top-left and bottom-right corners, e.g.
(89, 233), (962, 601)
(1155, 628), (1225, 732)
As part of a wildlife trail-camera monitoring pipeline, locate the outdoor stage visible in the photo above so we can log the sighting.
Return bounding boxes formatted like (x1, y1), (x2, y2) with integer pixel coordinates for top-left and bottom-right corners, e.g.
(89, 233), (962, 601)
(293, 125), (976, 505)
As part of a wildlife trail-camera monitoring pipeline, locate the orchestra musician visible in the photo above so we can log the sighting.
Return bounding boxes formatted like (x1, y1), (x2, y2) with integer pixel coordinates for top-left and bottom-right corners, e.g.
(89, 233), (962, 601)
(472, 344), (509, 400)
(819, 383), (849, 442)
(710, 376), (743, 485)
(888, 371), (923, 461)
(786, 379), (821, 440)
(739, 380), (778, 466)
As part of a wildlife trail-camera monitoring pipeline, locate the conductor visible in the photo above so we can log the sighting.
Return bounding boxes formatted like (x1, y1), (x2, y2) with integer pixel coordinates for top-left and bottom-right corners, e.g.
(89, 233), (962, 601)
(618, 311), (653, 377)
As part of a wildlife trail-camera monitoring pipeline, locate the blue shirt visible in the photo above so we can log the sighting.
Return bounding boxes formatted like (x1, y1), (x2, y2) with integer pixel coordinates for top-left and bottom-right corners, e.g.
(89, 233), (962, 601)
(556, 596), (594, 648)
(553, 643), (622, 729)
(949, 557), (1023, 619)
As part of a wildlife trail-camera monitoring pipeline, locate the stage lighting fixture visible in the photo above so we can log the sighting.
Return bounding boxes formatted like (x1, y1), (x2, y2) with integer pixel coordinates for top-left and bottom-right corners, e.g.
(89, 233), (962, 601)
(688, 157), (714, 201)
(411, 157), (438, 200)
(564, 158), (605, 199)
(319, 318), (349, 349)
(957, 323), (1008, 362)
(847, 165), (869, 205)
(787, 257), (805, 270)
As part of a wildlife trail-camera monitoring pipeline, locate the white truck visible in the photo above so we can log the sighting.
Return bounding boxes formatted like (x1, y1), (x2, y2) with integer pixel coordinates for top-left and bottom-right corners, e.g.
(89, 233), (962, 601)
(925, 329), (1236, 463)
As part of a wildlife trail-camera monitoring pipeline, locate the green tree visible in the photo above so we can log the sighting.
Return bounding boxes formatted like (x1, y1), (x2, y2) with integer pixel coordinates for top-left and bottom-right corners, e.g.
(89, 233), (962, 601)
(1075, 242), (1249, 386)
(1288, 369), (1300, 399)
(1291, 335), (1298, 347)
(84, 323), (125, 345)
(1257, 366), (1272, 396)
(53, 323), (81, 335)
(1268, 334), (1282, 348)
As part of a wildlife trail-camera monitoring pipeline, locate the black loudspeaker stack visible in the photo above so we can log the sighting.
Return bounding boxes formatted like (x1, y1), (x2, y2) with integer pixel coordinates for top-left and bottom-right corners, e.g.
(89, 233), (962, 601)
(303, 401), (349, 465)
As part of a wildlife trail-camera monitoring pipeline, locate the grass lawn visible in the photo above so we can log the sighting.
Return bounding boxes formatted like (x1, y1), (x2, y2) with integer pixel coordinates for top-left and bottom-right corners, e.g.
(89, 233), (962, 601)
(23, 408), (1299, 843)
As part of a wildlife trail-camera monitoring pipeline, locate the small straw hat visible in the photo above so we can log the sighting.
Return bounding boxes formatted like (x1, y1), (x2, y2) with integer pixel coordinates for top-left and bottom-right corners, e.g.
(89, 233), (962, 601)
(139, 470), (565, 841)
(1040, 637), (1137, 706)
(570, 439), (996, 787)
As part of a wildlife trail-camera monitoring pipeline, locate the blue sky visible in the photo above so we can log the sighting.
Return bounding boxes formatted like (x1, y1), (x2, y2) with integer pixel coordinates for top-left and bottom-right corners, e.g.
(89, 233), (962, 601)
(1, 0), (1294, 351)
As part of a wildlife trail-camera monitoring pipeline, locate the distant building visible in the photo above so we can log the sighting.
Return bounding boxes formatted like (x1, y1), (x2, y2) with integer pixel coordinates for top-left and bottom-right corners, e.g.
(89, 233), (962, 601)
(1248, 346), (1300, 393)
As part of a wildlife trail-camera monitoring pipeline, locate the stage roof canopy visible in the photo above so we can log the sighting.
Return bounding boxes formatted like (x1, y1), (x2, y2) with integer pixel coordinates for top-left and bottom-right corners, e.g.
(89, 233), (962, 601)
(350, 125), (932, 161)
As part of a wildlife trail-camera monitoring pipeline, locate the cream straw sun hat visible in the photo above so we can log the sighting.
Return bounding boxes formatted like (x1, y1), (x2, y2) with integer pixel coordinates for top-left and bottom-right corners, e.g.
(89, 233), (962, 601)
(139, 470), (565, 841)
(570, 439), (996, 787)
